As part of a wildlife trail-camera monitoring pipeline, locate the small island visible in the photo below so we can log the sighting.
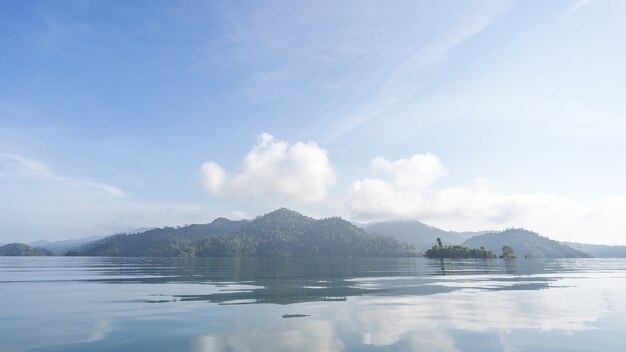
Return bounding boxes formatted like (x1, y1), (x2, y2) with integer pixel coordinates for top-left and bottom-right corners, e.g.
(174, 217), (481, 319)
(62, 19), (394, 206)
(500, 245), (516, 259)
(425, 238), (497, 258)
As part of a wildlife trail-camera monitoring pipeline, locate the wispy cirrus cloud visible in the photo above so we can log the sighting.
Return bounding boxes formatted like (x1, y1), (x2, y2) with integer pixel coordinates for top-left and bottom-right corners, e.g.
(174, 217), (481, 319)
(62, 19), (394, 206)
(0, 153), (216, 242)
(209, 0), (513, 138)
(0, 153), (124, 197)
(326, 0), (514, 142)
(561, 0), (596, 17)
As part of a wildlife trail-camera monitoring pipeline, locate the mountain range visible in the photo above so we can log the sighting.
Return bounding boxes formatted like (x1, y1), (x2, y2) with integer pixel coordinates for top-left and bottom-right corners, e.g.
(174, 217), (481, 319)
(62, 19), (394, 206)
(364, 221), (594, 258)
(29, 236), (106, 256)
(364, 220), (488, 250)
(1, 208), (620, 258)
(71, 208), (417, 257)
(464, 229), (591, 258)
(564, 242), (626, 258)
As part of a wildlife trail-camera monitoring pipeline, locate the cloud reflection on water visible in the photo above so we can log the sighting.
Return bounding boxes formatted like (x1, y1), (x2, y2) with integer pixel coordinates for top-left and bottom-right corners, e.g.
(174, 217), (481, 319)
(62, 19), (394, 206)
(190, 320), (344, 352)
(188, 271), (626, 351)
(2, 258), (626, 351)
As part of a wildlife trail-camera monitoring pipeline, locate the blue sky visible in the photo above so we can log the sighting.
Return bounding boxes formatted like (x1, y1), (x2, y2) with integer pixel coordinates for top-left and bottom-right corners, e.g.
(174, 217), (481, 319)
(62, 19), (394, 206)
(1, 0), (625, 244)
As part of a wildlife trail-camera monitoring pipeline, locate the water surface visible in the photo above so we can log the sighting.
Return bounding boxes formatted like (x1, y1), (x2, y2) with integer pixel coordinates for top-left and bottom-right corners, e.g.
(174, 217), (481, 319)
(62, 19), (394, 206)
(1, 257), (625, 351)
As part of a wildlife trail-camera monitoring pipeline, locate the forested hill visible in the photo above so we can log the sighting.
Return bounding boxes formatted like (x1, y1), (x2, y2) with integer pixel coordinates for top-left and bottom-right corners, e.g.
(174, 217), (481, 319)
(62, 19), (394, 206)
(0, 243), (52, 256)
(75, 208), (418, 257)
(365, 220), (486, 250)
(464, 229), (592, 258)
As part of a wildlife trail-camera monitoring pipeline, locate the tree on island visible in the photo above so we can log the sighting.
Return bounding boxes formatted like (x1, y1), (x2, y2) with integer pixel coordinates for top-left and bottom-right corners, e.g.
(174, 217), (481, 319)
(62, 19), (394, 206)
(500, 245), (516, 259)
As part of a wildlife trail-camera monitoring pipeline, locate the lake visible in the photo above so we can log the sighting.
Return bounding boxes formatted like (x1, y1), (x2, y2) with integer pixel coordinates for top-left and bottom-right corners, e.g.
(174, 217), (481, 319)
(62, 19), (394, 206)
(1, 257), (625, 351)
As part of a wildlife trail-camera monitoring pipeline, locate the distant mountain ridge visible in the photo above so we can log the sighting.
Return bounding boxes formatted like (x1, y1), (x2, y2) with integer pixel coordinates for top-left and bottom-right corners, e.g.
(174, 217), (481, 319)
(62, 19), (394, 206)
(29, 227), (154, 255)
(565, 242), (626, 258)
(464, 229), (592, 258)
(0, 210), (606, 258)
(364, 220), (489, 250)
(74, 208), (418, 257)
(30, 236), (106, 256)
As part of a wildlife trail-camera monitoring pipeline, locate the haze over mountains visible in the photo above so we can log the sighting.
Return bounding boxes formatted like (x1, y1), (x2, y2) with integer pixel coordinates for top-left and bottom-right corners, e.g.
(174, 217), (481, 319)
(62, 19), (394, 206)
(29, 228), (153, 255)
(364, 221), (595, 258)
(464, 229), (591, 258)
(565, 242), (626, 258)
(29, 236), (105, 256)
(364, 221), (488, 250)
(3, 208), (625, 258)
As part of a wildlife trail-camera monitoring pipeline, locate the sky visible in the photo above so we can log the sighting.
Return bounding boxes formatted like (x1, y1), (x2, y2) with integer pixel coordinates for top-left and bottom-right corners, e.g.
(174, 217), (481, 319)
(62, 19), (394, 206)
(1, 0), (625, 244)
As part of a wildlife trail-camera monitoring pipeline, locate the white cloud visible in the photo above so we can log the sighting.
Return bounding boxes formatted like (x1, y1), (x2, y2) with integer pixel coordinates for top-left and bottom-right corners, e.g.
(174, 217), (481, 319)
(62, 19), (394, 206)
(345, 152), (625, 244)
(346, 154), (446, 220)
(200, 133), (336, 203)
(4, 145), (623, 244)
(371, 153), (447, 191)
(227, 210), (248, 220)
(198, 140), (625, 244)
(426, 186), (589, 236)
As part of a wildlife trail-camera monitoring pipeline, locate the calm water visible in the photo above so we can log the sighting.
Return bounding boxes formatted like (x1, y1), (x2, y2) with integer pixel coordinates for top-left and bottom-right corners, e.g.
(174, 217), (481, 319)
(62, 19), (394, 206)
(1, 257), (626, 351)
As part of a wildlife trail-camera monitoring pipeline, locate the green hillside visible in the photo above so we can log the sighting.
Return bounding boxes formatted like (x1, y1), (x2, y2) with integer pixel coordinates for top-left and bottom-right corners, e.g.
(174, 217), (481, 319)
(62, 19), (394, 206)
(0, 243), (53, 256)
(75, 208), (418, 257)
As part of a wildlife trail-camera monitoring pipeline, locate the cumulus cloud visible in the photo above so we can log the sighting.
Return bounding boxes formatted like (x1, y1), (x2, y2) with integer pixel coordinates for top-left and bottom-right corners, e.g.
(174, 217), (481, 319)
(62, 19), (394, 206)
(425, 186), (590, 238)
(344, 152), (625, 244)
(197, 138), (625, 244)
(346, 153), (446, 220)
(200, 133), (336, 203)
(371, 153), (446, 190)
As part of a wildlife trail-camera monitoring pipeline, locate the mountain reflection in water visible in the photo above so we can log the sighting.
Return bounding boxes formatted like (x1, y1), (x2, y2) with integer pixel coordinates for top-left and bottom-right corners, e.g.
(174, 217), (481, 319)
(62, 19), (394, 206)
(65, 257), (558, 305)
(1, 257), (625, 351)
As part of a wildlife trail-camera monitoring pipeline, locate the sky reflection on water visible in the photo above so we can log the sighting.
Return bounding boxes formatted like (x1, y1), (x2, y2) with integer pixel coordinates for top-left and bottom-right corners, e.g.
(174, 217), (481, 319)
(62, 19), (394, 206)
(1, 257), (625, 351)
